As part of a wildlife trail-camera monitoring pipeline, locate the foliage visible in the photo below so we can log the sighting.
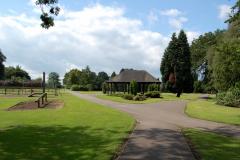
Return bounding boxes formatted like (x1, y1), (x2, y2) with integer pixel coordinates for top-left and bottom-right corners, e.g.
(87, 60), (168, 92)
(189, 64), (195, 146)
(35, 0), (60, 29)
(145, 91), (161, 98)
(96, 72), (109, 90)
(64, 66), (107, 91)
(225, 0), (240, 24)
(4, 66), (31, 80)
(0, 79), (42, 87)
(216, 85), (240, 107)
(102, 82), (108, 94)
(129, 80), (138, 95)
(212, 40), (240, 91)
(160, 30), (193, 96)
(193, 81), (204, 93)
(110, 72), (116, 78)
(183, 129), (240, 160)
(71, 85), (88, 91)
(122, 94), (134, 100)
(133, 95), (146, 101)
(147, 84), (159, 91)
(0, 49), (6, 80)
(109, 93), (124, 97)
(48, 72), (61, 88)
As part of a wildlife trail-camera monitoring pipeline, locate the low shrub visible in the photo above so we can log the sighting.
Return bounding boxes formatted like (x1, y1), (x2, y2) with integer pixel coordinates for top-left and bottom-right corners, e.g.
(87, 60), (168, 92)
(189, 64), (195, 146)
(71, 85), (88, 91)
(130, 80), (138, 95)
(71, 85), (80, 91)
(148, 84), (159, 92)
(145, 91), (161, 98)
(133, 95), (146, 101)
(217, 86), (240, 107)
(110, 93), (124, 97)
(122, 94), (134, 100)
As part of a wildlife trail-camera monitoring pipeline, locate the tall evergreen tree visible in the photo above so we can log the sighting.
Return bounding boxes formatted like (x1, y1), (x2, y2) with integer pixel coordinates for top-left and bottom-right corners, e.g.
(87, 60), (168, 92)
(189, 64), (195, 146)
(160, 31), (193, 97)
(160, 33), (178, 85)
(177, 30), (193, 93)
(0, 49), (6, 80)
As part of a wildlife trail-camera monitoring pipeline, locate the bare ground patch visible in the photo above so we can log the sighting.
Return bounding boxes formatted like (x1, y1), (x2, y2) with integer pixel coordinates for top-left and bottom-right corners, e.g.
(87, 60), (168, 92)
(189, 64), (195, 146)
(7, 100), (64, 111)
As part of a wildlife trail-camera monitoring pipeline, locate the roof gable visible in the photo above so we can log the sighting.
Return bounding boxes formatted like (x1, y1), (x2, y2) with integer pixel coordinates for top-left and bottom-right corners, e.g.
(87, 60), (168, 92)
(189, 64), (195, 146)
(107, 69), (160, 83)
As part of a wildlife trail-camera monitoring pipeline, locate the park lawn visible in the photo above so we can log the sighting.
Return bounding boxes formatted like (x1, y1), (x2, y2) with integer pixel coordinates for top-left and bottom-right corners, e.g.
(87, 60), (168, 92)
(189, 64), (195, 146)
(97, 93), (203, 104)
(183, 129), (240, 160)
(79, 91), (102, 94)
(0, 93), (135, 160)
(186, 99), (240, 125)
(96, 94), (163, 104)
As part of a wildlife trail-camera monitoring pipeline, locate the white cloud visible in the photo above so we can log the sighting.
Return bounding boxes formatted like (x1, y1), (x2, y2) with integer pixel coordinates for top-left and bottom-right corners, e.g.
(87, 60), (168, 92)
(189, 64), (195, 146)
(147, 10), (158, 25)
(218, 4), (231, 20)
(160, 9), (182, 17)
(186, 31), (200, 43)
(169, 17), (188, 30)
(0, 4), (170, 79)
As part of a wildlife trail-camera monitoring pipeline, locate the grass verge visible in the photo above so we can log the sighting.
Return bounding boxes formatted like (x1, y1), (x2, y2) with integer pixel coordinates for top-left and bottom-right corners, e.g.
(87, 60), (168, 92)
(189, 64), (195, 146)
(185, 100), (240, 125)
(183, 128), (240, 160)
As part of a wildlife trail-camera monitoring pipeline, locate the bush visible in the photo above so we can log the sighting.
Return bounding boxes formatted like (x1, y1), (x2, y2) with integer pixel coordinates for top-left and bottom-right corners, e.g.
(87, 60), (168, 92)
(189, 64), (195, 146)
(102, 82), (108, 94)
(217, 86), (240, 107)
(148, 84), (159, 92)
(71, 85), (88, 91)
(86, 84), (94, 91)
(130, 80), (138, 95)
(122, 94), (134, 100)
(193, 81), (204, 93)
(133, 95), (146, 101)
(71, 85), (80, 91)
(110, 93), (124, 97)
(145, 91), (161, 98)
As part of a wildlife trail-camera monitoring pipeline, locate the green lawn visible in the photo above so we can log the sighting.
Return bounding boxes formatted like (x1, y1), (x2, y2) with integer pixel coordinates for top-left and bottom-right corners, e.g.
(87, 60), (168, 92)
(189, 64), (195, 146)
(0, 94), (135, 160)
(96, 93), (203, 104)
(79, 91), (102, 94)
(186, 99), (240, 125)
(96, 94), (163, 104)
(183, 129), (240, 160)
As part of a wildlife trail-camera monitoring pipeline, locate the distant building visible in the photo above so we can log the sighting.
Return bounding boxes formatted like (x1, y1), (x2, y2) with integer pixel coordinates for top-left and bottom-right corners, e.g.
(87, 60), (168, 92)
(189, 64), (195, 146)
(106, 69), (160, 94)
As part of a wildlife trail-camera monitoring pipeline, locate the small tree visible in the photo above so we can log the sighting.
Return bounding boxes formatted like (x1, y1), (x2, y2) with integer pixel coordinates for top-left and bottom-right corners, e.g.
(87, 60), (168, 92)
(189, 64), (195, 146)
(48, 72), (61, 88)
(130, 80), (138, 95)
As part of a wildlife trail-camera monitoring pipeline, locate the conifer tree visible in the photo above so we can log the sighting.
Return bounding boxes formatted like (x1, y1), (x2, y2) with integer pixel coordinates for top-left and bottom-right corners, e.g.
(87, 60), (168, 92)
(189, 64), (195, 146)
(160, 31), (193, 97)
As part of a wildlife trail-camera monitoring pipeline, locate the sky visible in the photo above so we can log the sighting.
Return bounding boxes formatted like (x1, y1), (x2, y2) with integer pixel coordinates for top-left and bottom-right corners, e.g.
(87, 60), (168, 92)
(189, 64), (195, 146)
(0, 0), (235, 79)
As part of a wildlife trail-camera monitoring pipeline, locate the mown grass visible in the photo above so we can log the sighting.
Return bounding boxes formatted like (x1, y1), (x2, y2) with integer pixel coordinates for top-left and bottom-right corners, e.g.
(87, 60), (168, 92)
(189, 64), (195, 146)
(96, 93), (202, 104)
(183, 129), (240, 160)
(0, 93), (135, 160)
(186, 99), (240, 125)
(79, 91), (102, 94)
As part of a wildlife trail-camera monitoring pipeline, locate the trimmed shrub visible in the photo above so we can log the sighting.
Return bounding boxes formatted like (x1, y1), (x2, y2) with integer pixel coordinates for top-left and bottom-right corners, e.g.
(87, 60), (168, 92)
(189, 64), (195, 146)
(145, 91), (161, 98)
(71, 85), (80, 91)
(217, 86), (240, 107)
(148, 84), (159, 92)
(133, 95), (146, 101)
(102, 82), (108, 94)
(71, 85), (88, 91)
(122, 94), (134, 100)
(130, 80), (138, 95)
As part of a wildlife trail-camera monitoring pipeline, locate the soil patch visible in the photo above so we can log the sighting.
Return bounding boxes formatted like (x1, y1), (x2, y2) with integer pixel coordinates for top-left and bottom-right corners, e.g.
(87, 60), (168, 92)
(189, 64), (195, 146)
(7, 100), (64, 111)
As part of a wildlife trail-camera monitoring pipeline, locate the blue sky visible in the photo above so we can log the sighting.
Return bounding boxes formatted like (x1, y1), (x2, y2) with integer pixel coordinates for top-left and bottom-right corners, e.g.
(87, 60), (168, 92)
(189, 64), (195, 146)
(0, 0), (235, 78)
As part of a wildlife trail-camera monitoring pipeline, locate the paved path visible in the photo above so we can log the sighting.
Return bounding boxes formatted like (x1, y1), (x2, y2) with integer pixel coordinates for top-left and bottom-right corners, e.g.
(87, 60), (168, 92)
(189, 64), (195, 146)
(70, 92), (240, 160)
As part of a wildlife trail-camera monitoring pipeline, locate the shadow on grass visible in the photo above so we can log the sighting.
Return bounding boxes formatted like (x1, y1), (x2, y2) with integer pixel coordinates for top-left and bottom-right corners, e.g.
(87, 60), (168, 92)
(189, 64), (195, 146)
(0, 125), (126, 160)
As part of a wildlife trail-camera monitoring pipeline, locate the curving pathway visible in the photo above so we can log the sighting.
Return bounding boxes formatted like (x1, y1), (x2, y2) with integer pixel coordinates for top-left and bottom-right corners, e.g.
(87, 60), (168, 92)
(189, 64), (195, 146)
(70, 91), (240, 160)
